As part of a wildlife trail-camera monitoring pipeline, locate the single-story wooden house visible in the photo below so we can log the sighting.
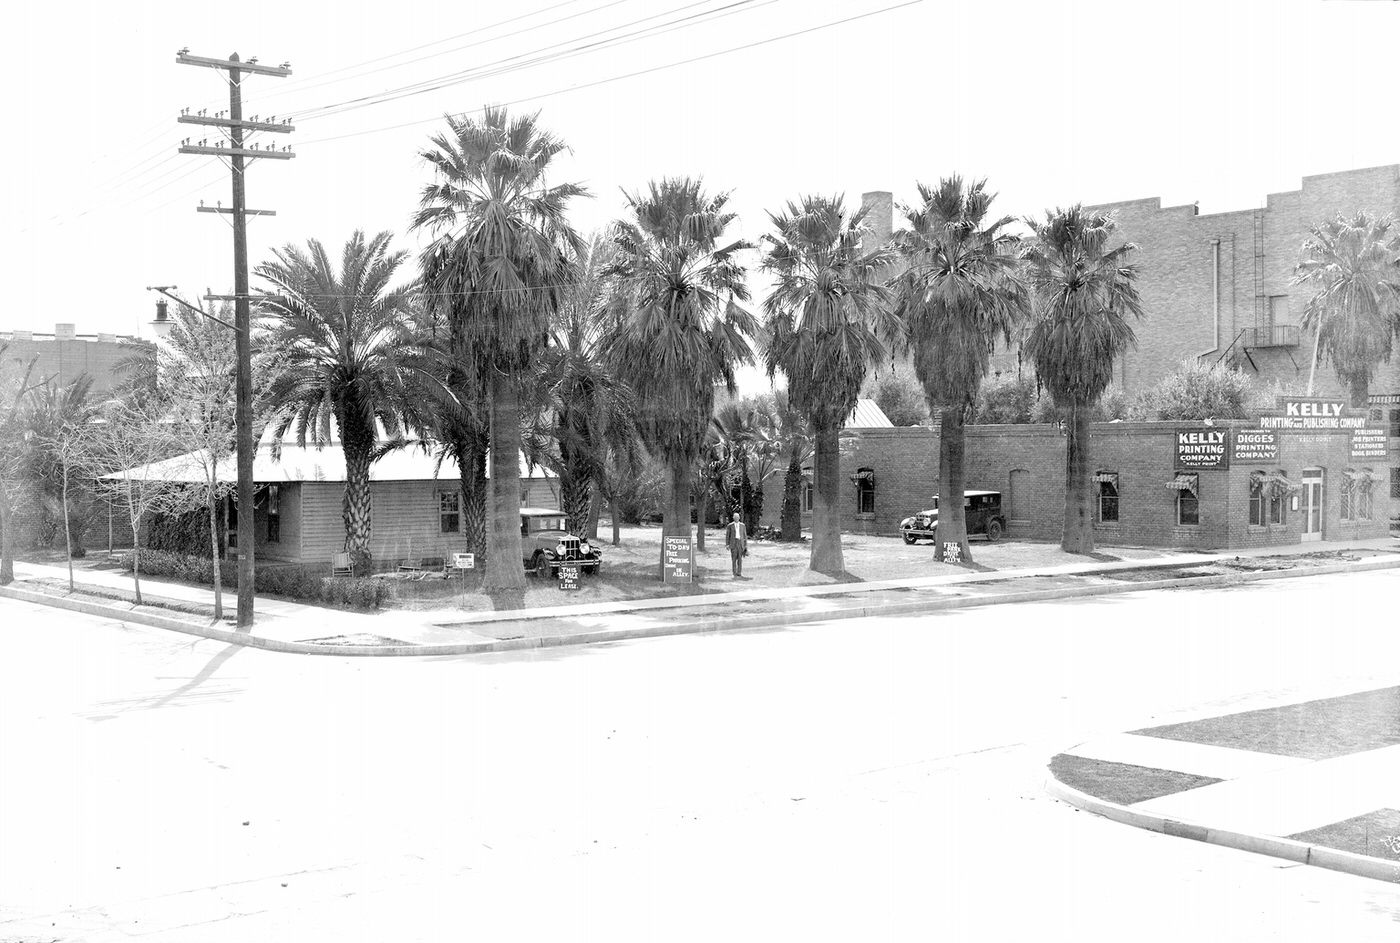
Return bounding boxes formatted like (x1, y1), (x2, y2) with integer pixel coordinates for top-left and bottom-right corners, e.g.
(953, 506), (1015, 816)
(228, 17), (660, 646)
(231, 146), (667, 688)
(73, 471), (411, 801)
(107, 427), (558, 567)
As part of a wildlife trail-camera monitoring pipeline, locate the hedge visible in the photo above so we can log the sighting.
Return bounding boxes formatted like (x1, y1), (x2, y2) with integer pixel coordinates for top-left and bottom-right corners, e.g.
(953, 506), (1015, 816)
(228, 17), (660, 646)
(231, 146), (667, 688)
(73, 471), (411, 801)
(118, 549), (389, 610)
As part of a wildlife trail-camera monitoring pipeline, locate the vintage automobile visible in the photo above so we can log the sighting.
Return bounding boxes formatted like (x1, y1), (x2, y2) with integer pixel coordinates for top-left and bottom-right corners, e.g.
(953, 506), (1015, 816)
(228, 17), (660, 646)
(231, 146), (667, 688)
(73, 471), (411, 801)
(899, 490), (1007, 545)
(520, 507), (602, 577)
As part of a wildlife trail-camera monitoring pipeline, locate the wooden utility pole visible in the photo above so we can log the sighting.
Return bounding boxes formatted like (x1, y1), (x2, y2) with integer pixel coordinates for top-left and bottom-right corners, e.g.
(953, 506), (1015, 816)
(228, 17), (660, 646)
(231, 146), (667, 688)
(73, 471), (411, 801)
(177, 50), (294, 628)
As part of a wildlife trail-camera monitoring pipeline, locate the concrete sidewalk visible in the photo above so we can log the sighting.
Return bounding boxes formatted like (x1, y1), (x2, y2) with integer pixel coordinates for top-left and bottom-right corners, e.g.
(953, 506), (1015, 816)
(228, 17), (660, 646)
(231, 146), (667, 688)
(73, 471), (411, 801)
(1047, 683), (1400, 885)
(2, 535), (1397, 656)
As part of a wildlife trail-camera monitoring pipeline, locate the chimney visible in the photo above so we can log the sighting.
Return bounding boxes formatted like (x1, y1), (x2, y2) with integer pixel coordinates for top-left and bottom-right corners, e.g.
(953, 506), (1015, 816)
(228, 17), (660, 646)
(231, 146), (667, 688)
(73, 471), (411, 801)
(55, 323), (76, 340)
(860, 191), (894, 249)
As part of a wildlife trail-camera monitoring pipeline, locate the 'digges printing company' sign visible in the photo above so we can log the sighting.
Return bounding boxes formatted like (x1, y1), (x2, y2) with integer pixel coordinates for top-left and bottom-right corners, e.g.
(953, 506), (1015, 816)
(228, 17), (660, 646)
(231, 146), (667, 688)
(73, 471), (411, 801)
(1175, 428), (1229, 468)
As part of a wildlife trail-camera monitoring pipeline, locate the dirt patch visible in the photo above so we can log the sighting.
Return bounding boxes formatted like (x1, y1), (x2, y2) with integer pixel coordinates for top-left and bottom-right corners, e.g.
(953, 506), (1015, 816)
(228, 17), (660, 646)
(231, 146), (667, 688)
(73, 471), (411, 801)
(1049, 753), (1223, 805)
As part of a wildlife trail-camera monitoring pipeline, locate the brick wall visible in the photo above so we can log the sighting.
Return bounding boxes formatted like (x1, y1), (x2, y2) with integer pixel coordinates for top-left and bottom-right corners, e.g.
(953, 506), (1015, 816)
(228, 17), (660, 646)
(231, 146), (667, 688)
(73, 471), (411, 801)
(1, 330), (153, 398)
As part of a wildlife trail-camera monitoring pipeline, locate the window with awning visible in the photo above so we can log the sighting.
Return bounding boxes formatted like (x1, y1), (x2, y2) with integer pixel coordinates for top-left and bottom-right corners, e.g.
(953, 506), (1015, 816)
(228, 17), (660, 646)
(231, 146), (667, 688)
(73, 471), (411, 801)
(1166, 473), (1198, 496)
(852, 467), (875, 515)
(1095, 471), (1119, 523)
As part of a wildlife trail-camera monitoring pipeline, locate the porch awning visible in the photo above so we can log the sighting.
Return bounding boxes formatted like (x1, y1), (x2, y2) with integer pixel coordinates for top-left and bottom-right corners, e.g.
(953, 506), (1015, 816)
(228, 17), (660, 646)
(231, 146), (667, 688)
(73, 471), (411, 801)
(850, 469), (875, 484)
(1166, 474), (1198, 496)
(1094, 472), (1118, 486)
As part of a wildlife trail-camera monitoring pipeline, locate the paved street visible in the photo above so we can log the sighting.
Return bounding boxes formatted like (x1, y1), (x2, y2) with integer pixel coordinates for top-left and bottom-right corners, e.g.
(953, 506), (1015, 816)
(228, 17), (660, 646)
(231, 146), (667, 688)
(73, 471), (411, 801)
(3, 570), (1399, 941)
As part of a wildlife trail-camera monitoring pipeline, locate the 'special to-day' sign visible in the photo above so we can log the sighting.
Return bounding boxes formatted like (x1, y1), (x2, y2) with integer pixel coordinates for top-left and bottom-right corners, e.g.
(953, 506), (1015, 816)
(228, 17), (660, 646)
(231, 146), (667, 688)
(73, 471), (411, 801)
(1175, 428), (1229, 469)
(662, 536), (693, 583)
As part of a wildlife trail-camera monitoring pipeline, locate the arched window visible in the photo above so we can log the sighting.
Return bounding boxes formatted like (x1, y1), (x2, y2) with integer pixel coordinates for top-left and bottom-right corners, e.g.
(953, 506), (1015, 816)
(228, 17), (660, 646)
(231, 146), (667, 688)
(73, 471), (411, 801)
(1268, 470), (1290, 525)
(1094, 471), (1119, 523)
(852, 467), (875, 515)
(1358, 467), (1377, 520)
(1248, 471), (1266, 526)
(1340, 468), (1356, 521)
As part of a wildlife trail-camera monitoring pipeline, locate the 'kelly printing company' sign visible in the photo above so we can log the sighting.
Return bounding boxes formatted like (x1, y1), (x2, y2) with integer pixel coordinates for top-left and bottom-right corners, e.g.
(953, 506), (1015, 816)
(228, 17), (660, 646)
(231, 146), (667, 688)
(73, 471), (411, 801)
(1176, 428), (1229, 469)
(1233, 429), (1278, 462)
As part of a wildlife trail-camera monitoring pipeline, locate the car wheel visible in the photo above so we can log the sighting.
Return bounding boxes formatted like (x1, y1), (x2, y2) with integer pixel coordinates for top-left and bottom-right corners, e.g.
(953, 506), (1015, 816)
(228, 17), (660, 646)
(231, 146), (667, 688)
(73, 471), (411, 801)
(530, 551), (547, 577)
(987, 520), (1004, 542)
(902, 532), (917, 545)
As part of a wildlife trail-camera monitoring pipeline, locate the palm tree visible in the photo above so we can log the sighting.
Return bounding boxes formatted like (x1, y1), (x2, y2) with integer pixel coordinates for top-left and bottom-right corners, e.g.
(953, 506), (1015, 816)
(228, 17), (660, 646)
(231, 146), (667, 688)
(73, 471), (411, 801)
(1293, 211), (1400, 406)
(413, 107), (586, 607)
(20, 375), (98, 562)
(892, 177), (1026, 564)
(256, 229), (416, 573)
(1021, 205), (1143, 554)
(524, 233), (640, 538)
(604, 177), (756, 577)
(710, 399), (781, 535)
(771, 389), (813, 543)
(762, 194), (898, 576)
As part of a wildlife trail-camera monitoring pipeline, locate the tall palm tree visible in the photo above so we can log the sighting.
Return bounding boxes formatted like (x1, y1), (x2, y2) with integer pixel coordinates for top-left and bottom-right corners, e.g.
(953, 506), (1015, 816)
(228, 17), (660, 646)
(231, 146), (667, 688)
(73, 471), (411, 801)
(413, 107), (586, 607)
(256, 229), (416, 573)
(892, 177), (1026, 564)
(604, 177), (756, 577)
(20, 375), (98, 560)
(1021, 205), (1143, 554)
(524, 233), (640, 538)
(1293, 211), (1400, 406)
(762, 194), (897, 576)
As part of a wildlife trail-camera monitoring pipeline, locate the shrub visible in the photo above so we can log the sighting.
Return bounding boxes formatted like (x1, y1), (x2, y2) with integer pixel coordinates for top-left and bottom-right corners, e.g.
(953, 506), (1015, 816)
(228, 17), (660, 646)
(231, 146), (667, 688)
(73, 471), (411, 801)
(143, 507), (217, 557)
(975, 372), (1040, 424)
(116, 550), (385, 610)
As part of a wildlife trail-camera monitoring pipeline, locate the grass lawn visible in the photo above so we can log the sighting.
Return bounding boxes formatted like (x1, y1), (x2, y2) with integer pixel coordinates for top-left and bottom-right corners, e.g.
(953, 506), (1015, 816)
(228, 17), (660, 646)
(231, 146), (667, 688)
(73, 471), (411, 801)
(1049, 753), (1223, 805)
(1131, 687), (1400, 760)
(1289, 808), (1400, 861)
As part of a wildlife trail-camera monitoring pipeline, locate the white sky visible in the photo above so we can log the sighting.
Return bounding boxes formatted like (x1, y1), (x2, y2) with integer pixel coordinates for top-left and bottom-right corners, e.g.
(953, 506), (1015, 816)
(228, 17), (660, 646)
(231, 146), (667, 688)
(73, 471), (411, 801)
(3, 0), (1396, 395)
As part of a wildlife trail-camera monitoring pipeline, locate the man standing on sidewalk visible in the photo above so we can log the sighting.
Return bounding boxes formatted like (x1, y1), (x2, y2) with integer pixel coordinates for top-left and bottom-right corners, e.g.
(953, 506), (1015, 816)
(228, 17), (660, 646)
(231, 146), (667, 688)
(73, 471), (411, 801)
(725, 512), (747, 578)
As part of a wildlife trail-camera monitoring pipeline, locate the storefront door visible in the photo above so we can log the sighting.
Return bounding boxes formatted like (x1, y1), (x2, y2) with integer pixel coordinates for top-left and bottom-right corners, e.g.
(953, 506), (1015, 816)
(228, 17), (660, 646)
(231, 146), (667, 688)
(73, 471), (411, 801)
(1302, 468), (1323, 542)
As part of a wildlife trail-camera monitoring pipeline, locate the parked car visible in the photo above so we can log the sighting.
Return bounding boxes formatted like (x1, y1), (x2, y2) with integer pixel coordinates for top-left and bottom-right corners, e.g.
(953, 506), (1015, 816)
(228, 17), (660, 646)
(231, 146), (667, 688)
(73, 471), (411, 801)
(521, 507), (602, 577)
(899, 490), (1007, 545)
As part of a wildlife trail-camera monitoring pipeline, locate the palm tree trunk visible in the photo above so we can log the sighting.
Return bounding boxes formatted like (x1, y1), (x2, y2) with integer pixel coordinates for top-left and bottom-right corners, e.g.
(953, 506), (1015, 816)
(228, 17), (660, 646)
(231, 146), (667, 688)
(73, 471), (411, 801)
(484, 372), (526, 608)
(1348, 374), (1369, 410)
(457, 443), (487, 560)
(586, 486), (600, 540)
(809, 419), (844, 577)
(343, 448), (373, 573)
(1062, 399), (1094, 554)
(658, 457), (693, 579)
(561, 470), (591, 537)
(61, 462), (73, 592)
(781, 454), (803, 542)
(695, 480), (707, 552)
(935, 405), (972, 564)
(0, 486), (12, 584)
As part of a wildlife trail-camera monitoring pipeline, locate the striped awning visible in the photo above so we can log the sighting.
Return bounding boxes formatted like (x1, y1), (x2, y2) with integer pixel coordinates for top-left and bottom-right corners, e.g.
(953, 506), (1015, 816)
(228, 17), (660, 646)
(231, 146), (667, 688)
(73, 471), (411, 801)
(850, 469), (875, 483)
(1094, 472), (1118, 485)
(1250, 471), (1300, 498)
(1166, 474), (1198, 495)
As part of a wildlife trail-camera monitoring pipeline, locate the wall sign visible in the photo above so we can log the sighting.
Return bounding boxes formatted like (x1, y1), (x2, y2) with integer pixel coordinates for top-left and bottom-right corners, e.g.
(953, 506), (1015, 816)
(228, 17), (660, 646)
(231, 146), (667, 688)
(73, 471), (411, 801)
(662, 536), (693, 583)
(1259, 397), (1367, 430)
(1175, 428), (1229, 469)
(1233, 429), (1277, 463)
(1350, 427), (1389, 460)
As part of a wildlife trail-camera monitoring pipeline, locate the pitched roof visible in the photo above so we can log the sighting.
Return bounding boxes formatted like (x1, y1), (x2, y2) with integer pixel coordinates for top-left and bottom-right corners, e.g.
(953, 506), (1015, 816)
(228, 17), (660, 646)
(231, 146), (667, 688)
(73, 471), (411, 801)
(102, 441), (554, 484)
(848, 398), (893, 428)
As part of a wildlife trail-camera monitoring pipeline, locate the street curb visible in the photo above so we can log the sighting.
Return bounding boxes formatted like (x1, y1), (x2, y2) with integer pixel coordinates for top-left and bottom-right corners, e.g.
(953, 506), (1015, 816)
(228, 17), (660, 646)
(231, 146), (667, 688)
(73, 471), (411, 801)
(4, 554), (1399, 657)
(1042, 771), (1400, 884)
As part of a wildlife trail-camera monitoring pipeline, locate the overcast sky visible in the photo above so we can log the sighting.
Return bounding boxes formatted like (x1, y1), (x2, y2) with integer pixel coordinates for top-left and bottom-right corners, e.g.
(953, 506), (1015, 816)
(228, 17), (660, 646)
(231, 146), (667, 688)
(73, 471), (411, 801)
(3, 0), (1396, 377)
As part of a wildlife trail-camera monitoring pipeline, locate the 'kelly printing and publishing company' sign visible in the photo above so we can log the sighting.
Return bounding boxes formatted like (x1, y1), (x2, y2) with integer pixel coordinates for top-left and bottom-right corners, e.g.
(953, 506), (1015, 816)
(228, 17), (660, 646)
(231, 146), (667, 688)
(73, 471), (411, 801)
(1259, 398), (1368, 430)
(1233, 429), (1278, 462)
(1176, 428), (1229, 469)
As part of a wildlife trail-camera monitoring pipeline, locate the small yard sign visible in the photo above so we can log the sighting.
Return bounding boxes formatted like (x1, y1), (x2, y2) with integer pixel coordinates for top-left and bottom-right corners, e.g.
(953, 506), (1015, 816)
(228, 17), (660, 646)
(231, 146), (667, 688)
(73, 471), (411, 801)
(663, 536), (693, 583)
(559, 564), (581, 590)
(942, 542), (963, 564)
(452, 553), (475, 570)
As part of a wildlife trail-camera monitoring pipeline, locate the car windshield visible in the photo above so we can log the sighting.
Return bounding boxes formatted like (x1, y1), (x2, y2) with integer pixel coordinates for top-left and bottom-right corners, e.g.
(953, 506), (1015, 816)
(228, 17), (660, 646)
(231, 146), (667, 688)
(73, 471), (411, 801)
(530, 516), (565, 533)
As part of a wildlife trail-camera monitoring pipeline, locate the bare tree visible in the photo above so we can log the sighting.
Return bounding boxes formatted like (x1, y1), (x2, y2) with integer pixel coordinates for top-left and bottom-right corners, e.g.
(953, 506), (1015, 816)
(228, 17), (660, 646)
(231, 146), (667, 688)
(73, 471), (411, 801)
(87, 400), (186, 605)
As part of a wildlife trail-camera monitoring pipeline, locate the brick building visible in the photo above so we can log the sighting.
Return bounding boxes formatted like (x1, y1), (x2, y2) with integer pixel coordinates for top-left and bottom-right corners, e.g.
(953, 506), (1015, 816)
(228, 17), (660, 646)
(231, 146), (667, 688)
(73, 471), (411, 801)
(854, 166), (1400, 531)
(1, 323), (153, 397)
(762, 397), (1392, 550)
